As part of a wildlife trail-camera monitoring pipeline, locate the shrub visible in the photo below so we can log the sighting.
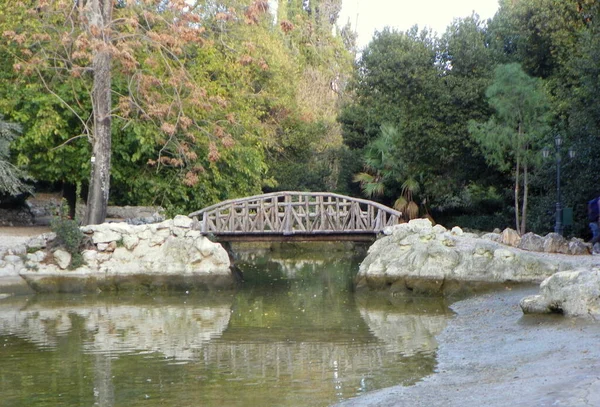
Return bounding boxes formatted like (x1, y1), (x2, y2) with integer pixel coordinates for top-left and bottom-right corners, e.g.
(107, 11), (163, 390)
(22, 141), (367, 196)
(50, 202), (84, 255)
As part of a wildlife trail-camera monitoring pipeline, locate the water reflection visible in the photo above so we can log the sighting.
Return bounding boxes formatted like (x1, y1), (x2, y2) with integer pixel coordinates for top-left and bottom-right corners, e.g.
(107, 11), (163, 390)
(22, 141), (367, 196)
(0, 295), (232, 360)
(0, 247), (453, 407)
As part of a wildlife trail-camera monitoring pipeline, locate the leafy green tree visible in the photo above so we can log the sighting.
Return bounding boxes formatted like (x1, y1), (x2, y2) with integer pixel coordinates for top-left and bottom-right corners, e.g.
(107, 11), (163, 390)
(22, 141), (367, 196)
(341, 22), (500, 222)
(0, 0), (274, 220)
(0, 114), (31, 198)
(469, 63), (552, 234)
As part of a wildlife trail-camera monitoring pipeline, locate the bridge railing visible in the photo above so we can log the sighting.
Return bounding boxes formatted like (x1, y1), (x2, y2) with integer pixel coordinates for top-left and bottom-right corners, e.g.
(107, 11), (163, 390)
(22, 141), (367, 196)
(189, 192), (402, 236)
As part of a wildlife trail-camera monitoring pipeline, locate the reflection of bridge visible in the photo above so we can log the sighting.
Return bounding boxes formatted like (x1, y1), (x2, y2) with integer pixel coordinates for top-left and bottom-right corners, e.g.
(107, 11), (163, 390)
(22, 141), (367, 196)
(188, 191), (402, 241)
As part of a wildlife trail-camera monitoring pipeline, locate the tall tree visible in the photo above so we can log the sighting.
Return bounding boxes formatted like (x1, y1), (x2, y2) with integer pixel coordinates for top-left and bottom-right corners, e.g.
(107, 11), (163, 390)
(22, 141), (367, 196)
(469, 63), (551, 234)
(1, 0), (261, 224)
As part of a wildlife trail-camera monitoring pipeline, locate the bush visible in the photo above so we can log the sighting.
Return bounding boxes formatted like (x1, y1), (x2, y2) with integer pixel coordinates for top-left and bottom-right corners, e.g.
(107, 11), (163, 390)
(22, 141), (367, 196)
(50, 203), (84, 255)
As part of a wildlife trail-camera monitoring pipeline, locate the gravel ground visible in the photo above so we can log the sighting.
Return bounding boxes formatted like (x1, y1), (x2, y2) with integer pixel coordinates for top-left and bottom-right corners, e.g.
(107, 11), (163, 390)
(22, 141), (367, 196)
(0, 226), (50, 251)
(335, 287), (600, 407)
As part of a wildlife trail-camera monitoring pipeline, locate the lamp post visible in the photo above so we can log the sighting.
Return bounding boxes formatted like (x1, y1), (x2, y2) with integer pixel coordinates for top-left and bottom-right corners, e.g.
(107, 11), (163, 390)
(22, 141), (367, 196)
(542, 135), (575, 235)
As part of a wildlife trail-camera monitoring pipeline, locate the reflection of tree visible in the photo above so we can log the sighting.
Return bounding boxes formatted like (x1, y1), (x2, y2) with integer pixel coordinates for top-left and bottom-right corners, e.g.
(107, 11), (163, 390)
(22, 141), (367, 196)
(93, 353), (114, 407)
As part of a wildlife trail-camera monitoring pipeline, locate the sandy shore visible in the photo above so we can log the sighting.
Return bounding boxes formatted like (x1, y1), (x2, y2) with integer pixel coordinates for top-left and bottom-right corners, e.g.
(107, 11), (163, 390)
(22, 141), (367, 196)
(335, 287), (600, 407)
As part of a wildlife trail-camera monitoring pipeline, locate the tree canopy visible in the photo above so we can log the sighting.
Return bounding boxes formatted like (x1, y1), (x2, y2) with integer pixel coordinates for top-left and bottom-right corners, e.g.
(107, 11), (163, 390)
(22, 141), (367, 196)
(0, 0), (598, 237)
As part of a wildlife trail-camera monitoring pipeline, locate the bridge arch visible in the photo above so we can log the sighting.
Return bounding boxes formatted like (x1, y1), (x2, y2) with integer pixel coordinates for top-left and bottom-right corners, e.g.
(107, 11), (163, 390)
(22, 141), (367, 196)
(188, 191), (402, 237)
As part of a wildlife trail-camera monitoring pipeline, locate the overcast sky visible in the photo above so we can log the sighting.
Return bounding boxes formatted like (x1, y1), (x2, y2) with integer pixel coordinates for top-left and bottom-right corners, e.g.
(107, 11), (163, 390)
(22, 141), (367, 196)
(339, 0), (500, 49)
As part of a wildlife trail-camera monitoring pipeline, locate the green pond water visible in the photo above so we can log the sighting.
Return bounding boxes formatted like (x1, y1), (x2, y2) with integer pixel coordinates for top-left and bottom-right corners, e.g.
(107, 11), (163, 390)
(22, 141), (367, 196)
(0, 246), (453, 407)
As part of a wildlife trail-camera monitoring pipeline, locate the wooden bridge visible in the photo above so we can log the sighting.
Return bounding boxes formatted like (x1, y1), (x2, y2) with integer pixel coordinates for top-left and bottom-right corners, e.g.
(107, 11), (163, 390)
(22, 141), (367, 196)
(188, 191), (402, 241)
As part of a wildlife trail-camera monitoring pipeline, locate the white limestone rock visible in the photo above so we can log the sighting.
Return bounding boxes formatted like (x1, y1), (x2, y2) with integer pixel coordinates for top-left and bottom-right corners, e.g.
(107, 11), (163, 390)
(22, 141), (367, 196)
(520, 269), (600, 317)
(122, 235), (139, 250)
(53, 249), (72, 270)
(357, 218), (583, 295)
(92, 230), (122, 244)
(173, 215), (194, 228)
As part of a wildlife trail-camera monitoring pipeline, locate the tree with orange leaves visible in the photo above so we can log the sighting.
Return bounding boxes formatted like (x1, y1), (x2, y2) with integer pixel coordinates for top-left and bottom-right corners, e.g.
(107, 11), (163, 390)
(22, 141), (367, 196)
(1, 0), (260, 224)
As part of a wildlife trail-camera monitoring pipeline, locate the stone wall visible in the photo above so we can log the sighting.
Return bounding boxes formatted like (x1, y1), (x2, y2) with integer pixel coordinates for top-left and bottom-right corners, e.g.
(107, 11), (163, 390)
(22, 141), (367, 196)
(2, 215), (234, 293)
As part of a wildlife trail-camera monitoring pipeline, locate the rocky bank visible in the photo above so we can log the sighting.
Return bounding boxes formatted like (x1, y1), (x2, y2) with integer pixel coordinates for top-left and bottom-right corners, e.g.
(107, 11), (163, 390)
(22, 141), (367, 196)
(0, 215), (235, 293)
(356, 218), (595, 296)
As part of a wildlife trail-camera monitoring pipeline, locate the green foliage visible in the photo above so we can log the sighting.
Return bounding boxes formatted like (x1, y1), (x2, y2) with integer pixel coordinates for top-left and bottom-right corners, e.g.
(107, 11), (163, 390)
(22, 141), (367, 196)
(341, 22), (499, 218)
(50, 204), (84, 256)
(0, 114), (31, 197)
(469, 63), (552, 233)
(469, 64), (551, 172)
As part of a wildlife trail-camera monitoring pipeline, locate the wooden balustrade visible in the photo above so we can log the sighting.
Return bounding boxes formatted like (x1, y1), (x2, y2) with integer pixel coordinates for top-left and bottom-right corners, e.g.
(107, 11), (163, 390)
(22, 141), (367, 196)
(189, 192), (401, 236)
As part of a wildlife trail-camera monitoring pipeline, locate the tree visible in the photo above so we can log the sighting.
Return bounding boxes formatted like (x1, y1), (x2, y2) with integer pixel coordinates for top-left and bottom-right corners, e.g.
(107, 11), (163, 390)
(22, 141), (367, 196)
(469, 63), (551, 235)
(353, 124), (425, 221)
(1, 0), (264, 224)
(340, 24), (499, 219)
(0, 114), (31, 198)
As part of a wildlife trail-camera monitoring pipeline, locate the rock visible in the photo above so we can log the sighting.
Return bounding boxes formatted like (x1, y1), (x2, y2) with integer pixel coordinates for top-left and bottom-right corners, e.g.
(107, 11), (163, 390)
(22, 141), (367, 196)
(481, 233), (501, 242)
(4, 255), (23, 265)
(520, 269), (600, 317)
(543, 233), (568, 254)
(569, 239), (591, 255)
(518, 232), (544, 252)
(501, 228), (521, 247)
(92, 229), (122, 244)
(173, 215), (193, 228)
(107, 222), (133, 234)
(97, 243), (109, 252)
(122, 235), (139, 250)
(53, 249), (72, 270)
(26, 251), (46, 263)
(356, 219), (583, 296)
(26, 233), (56, 250)
(451, 226), (464, 236)
(15, 217), (236, 293)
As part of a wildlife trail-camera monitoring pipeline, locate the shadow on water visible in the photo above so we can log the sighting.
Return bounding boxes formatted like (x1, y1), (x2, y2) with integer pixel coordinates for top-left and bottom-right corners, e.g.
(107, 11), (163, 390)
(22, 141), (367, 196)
(0, 243), (454, 407)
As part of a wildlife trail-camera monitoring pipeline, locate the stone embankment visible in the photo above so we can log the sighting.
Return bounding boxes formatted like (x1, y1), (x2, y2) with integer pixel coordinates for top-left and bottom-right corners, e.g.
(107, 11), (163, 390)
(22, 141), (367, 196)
(358, 219), (592, 294)
(0, 215), (234, 293)
(358, 219), (599, 310)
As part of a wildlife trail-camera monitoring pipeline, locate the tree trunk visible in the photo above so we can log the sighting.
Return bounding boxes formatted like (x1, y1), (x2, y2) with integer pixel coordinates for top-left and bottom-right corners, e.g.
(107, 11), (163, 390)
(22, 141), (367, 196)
(521, 161), (528, 234)
(514, 154), (521, 235)
(84, 0), (112, 225)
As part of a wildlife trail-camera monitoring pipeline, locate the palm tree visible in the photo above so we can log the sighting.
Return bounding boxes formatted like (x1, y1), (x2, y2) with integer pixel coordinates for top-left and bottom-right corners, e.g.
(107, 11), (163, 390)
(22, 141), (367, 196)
(353, 124), (428, 222)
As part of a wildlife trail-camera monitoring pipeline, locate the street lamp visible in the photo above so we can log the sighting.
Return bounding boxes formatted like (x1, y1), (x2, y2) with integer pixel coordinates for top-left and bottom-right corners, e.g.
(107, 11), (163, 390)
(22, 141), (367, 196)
(542, 135), (575, 235)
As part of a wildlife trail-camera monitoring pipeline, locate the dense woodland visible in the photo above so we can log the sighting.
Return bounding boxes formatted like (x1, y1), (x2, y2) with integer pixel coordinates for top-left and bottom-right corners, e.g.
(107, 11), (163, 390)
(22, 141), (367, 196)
(0, 0), (598, 237)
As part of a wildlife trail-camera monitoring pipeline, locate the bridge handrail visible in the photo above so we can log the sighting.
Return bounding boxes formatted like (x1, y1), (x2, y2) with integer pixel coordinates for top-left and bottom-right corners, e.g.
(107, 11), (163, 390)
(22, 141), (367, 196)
(188, 191), (401, 218)
(188, 191), (402, 236)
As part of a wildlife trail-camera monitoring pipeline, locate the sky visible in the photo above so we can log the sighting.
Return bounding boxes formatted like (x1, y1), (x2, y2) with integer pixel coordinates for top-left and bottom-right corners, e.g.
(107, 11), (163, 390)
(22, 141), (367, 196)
(339, 0), (501, 49)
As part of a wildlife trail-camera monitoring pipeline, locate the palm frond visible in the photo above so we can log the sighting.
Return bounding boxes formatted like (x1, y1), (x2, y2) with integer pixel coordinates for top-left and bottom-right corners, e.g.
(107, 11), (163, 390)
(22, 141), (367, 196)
(406, 201), (419, 220)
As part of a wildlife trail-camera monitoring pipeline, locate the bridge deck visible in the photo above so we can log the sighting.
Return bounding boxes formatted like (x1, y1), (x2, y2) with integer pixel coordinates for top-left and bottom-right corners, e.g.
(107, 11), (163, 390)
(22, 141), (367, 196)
(189, 192), (402, 239)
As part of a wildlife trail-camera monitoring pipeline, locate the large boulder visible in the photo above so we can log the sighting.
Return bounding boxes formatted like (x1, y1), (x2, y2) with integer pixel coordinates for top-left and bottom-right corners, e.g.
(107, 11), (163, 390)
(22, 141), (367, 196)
(357, 219), (591, 296)
(501, 228), (521, 247)
(543, 233), (569, 254)
(520, 269), (600, 317)
(518, 232), (544, 252)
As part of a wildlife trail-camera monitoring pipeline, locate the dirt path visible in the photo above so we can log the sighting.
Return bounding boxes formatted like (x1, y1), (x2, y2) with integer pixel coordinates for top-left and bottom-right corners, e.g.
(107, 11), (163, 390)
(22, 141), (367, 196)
(0, 226), (51, 252)
(335, 287), (600, 407)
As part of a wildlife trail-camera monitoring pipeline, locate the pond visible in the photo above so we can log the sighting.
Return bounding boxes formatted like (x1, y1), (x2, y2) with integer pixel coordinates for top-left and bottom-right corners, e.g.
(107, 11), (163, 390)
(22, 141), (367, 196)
(0, 245), (454, 407)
